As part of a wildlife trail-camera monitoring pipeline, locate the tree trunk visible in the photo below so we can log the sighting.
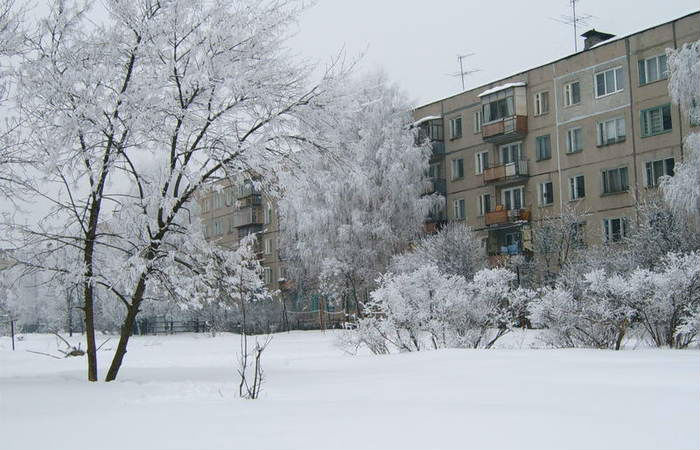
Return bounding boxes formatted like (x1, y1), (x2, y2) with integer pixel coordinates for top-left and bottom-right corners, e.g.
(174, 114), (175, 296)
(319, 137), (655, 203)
(104, 276), (147, 382)
(82, 269), (98, 381)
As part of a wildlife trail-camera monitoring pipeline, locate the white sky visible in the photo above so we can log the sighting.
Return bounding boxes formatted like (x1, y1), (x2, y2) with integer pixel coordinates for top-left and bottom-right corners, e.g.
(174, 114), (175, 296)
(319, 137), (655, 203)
(289, 0), (700, 107)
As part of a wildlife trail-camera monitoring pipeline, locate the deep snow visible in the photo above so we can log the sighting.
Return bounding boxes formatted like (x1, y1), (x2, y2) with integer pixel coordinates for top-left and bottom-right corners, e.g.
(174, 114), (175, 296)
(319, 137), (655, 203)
(0, 331), (697, 450)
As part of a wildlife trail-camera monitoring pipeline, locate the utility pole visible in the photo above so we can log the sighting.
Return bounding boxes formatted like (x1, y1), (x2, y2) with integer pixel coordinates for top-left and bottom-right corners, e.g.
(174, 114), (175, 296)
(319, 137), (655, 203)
(450, 53), (479, 92)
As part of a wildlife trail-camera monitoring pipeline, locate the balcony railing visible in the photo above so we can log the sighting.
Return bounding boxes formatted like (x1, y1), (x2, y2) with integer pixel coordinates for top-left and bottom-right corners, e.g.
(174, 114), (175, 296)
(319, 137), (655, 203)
(430, 140), (445, 156)
(482, 115), (528, 143)
(424, 177), (446, 195)
(233, 206), (263, 228)
(237, 183), (260, 199)
(485, 208), (530, 226)
(483, 159), (528, 184)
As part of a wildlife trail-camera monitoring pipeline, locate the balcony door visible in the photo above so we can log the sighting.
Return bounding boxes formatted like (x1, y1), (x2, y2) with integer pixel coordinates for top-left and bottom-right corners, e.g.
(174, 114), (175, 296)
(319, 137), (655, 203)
(502, 186), (524, 210)
(500, 142), (521, 164)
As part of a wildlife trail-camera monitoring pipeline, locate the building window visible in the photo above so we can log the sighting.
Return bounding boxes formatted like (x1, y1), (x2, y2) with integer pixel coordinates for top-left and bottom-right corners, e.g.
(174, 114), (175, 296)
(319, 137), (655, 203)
(534, 91), (550, 116)
(539, 181), (554, 206)
(473, 110), (482, 133)
(535, 135), (551, 161)
(428, 162), (441, 178)
(478, 193), (491, 216)
(451, 158), (464, 180)
(602, 167), (629, 194)
(594, 67), (624, 97)
(263, 266), (272, 284)
(264, 202), (273, 224)
(603, 217), (628, 243)
(570, 222), (586, 248)
(500, 142), (521, 164)
(566, 127), (583, 153)
(482, 93), (515, 123)
(596, 117), (626, 146)
(569, 174), (586, 200)
(641, 104), (672, 137)
(449, 116), (463, 139)
(453, 198), (466, 220)
(213, 218), (223, 236)
(564, 81), (581, 106)
(475, 151), (489, 174)
(502, 186), (524, 210)
(264, 238), (272, 255)
(229, 216), (236, 233)
(645, 158), (675, 187)
(638, 54), (668, 85)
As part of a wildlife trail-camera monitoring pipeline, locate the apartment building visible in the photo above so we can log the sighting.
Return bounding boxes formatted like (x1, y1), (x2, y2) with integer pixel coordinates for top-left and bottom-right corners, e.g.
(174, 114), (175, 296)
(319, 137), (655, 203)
(197, 180), (285, 291)
(413, 12), (699, 265)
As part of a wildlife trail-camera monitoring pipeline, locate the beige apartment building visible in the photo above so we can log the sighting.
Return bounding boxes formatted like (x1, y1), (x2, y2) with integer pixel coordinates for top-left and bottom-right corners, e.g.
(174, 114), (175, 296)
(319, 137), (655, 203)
(414, 12), (699, 264)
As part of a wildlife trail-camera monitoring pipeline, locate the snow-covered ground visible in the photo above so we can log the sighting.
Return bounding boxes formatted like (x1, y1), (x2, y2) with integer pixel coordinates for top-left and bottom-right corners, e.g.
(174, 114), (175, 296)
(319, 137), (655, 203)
(0, 330), (698, 450)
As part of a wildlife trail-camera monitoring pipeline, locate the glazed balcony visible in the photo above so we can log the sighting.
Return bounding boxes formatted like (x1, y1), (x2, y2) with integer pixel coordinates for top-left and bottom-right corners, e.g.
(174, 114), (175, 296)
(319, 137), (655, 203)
(233, 206), (263, 228)
(482, 116), (528, 144)
(424, 177), (446, 195)
(237, 183), (261, 199)
(483, 159), (528, 184)
(485, 208), (530, 226)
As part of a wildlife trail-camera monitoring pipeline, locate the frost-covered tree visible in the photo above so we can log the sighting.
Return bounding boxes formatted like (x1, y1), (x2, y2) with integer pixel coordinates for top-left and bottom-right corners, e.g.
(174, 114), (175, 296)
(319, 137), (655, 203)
(9, 0), (345, 382)
(279, 73), (441, 316)
(390, 222), (483, 280)
(662, 40), (700, 217)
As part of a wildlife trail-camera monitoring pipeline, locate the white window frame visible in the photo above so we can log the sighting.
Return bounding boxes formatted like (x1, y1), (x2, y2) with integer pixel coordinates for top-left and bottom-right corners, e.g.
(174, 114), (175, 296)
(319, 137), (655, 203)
(473, 110), (482, 133)
(603, 217), (628, 243)
(539, 181), (554, 206)
(534, 91), (550, 116)
(451, 158), (464, 180)
(535, 134), (551, 161)
(569, 174), (585, 200)
(602, 166), (629, 194)
(501, 186), (524, 210)
(453, 198), (466, 220)
(564, 81), (581, 106)
(594, 66), (624, 98)
(475, 151), (489, 174)
(566, 127), (583, 153)
(645, 157), (675, 187)
(263, 267), (272, 284)
(499, 142), (522, 164)
(449, 116), (463, 139)
(596, 117), (626, 146)
(638, 54), (668, 85)
(264, 237), (272, 255)
(264, 202), (272, 224)
(478, 193), (491, 216)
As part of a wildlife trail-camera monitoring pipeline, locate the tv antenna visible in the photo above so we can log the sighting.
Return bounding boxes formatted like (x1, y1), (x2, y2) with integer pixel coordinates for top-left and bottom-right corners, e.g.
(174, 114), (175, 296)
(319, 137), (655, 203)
(449, 53), (480, 91)
(550, 0), (593, 52)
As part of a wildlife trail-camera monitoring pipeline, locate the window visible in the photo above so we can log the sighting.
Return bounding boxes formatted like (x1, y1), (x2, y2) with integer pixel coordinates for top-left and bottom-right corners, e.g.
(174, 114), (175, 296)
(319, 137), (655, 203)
(602, 167), (629, 194)
(595, 67), (624, 97)
(264, 202), (273, 224)
(638, 54), (668, 85)
(482, 92), (515, 123)
(502, 186), (524, 210)
(473, 110), (482, 133)
(596, 117), (626, 146)
(534, 91), (550, 115)
(566, 127), (583, 153)
(564, 81), (581, 106)
(645, 158), (675, 187)
(453, 198), (466, 220)
(478, 193), (491, 216)
(570, 222), (586, 248)
(500, 142), (521, 164)
(535, 135), (551, 161)
(264, 238), (272, 255)
(213, 218), (223, 236)
(428, 162), (441, 178)
(263, 267), (272, 284)
(539, 181), (554, 206)
(569, 174), (586, 200)
(603, 217), (628, 243)
(451, 158), (464, 180)
(449, 116), (463, 139)
(641, 105), (672, 137)
(475, 151), (489, 174)
(229, 216), (236, 233)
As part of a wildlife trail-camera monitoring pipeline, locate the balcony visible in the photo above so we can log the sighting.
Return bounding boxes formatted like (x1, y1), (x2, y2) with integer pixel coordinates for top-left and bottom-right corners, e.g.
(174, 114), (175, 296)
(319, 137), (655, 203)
(482, 116), (528, 144)
(429, 141), (445, 158)
(237, 183), (260, 199)
(485, 208), (530, 226)
(483, 160), (528, 184)
(237, 194), (262, 207)
(424, 177), (446, 195)
(233, 206), (263, 228)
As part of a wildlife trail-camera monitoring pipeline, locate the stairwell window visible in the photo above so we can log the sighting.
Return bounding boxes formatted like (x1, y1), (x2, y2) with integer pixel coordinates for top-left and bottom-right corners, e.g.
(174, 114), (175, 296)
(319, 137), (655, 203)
(536, 135), (551, 161)
(595, 67), (624, 98)
(603, 217), (628, 243)
(638, 54), (668, 85)
(602, 167), (629, 194)
(641, 105), (672, 137)
(569, 174), (586, 200)
(453, 198), (466, 220)
(451, 158), (464, 180)
(564, 81), (581, 106)
(473, 110), (482, 133)
(645, 158), (675, 187)
(534, 91), (550, 116)
(566, 127), (583, 153)
(539, 181), (554, 206)
(449, 116), (463, 139)
(596, 117), (626, 146)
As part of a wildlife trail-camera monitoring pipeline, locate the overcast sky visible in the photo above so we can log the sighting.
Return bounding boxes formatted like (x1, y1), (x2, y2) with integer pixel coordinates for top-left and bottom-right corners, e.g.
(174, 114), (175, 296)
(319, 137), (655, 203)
(290, 0), (699, 107)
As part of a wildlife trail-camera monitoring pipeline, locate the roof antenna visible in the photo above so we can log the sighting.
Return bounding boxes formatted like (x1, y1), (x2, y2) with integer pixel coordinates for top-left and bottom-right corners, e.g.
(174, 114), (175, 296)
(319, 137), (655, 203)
(551, 0), (594, 52)
(449, 53), (480, 92)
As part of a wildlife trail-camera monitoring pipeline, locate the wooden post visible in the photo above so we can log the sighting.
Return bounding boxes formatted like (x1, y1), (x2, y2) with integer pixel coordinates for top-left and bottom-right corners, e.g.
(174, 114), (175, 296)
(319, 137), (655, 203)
(10, 319), (15, 351)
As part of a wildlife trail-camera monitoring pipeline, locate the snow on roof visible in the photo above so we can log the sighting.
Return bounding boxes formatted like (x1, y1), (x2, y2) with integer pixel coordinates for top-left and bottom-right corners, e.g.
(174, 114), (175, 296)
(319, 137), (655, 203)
(478, 82), (526, 98)
(412, 115), (442, 126)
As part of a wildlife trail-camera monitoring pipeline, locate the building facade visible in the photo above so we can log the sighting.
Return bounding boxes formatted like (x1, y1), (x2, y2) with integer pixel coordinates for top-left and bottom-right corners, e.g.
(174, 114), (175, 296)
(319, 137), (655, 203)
(413, 12), (699, 265)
